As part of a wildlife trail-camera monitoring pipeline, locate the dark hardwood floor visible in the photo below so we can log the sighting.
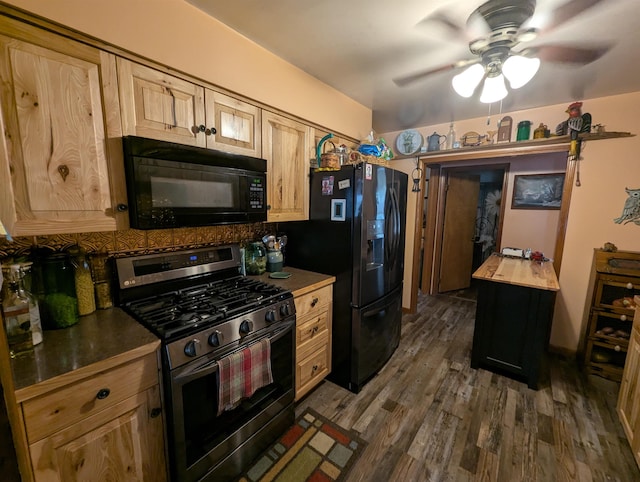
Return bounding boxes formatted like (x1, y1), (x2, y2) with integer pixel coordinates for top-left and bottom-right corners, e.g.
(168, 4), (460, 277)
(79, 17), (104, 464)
(296, 290), (639, 481)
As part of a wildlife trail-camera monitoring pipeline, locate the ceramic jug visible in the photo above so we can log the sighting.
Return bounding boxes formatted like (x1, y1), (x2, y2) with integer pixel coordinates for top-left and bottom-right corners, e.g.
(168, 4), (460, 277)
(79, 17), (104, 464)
(427, 132), (446, 152)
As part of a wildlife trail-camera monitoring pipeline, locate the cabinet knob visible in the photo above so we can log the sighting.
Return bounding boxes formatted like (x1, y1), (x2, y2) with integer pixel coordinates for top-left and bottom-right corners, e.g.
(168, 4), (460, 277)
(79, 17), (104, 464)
(312, 364), (319, 372)
(116, 203), (128, 212)
(96, 388), (111, 400)
(627, 283), (634, 290)
(192, 125), (206, 134)
(615, 345), (621, 352)
(620, 314), (627, 322)
(311, 297), (319, 307)
(150, 407), (162, 418)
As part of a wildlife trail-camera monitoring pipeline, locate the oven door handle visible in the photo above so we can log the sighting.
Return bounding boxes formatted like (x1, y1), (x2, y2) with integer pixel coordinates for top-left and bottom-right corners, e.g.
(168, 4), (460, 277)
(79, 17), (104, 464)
(173, 320), (294, 382)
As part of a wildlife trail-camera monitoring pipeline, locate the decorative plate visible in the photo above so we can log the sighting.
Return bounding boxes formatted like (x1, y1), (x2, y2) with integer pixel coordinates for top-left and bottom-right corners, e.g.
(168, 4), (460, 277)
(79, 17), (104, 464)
(395, 129), (423, 156)
(269, 271), (291, 279)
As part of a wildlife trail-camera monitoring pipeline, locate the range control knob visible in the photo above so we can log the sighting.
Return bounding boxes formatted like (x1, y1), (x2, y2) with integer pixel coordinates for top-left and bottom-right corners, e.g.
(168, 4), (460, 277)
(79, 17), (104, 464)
(208, 331), (223, 347)
(184, 339), (200, 357)
(239, 320), (253, 335)
(265, 310), (277, 323)
(280, 303), (292, 317)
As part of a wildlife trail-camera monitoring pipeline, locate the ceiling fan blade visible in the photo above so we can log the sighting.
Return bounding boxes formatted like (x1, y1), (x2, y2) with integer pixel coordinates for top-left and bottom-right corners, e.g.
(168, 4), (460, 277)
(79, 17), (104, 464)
(392, 59), (480, 87)
(520, 44), (611, 64)
(415, 6), (490, 43)
(528, 0), (604, 34)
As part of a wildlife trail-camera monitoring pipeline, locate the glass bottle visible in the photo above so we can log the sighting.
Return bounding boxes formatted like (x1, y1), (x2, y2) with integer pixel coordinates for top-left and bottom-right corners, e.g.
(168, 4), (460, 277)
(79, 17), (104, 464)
(446, 123), (456, 150)
(40, 253), (79, 329)
(69, 248), (96, 316)
(244, 242), (267, 275)
(15, 263), (43, 345)
(2, 266), (34, 357)
(89, 252), (113, 309)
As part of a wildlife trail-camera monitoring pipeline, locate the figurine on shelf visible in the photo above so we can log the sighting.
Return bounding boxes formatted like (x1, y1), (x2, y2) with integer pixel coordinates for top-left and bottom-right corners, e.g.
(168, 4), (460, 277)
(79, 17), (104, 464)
(556, 102), (592, 159)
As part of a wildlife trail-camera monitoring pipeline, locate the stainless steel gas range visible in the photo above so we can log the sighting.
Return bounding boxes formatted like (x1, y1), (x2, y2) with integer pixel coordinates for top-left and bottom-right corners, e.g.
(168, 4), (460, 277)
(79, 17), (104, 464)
(115, 244), (295, 481)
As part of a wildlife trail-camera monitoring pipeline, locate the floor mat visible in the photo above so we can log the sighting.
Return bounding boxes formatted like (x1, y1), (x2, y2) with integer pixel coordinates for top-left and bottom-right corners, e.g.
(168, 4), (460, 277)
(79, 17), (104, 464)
(237, 408), (367, 482)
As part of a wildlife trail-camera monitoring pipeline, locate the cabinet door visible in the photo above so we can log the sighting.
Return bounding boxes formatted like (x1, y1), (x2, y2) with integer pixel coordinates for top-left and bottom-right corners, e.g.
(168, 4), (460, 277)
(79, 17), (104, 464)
(0, 33), (126, 236)
(204, 90), (261, 156)
(118, 58), (206, 147)
(29, 385), (166, 482)
(618, 312), (640, 467)
(262, 111), (311, 222)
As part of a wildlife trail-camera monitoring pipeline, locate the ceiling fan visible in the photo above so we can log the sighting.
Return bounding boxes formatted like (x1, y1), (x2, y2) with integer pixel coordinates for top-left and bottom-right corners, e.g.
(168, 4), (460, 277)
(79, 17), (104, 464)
(393, 0), (610, 103)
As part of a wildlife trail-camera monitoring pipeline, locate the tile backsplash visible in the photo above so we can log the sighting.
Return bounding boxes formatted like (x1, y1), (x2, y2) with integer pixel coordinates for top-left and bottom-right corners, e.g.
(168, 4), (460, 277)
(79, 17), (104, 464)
(0, 224), (275, 258)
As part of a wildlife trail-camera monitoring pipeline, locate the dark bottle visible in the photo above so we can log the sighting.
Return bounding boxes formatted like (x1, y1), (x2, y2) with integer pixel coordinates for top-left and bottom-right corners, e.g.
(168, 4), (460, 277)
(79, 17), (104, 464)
(40, 253), (79, 329)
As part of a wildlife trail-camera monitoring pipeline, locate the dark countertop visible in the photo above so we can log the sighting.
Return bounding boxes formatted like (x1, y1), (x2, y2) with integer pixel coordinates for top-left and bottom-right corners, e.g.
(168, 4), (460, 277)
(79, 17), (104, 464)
(11, 308), (159, 402)
(251, 267), (335, 297)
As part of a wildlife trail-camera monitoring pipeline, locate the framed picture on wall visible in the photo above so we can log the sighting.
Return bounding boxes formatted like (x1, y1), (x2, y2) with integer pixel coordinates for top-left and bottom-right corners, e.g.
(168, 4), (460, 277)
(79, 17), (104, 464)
(511, 173), (565, 210)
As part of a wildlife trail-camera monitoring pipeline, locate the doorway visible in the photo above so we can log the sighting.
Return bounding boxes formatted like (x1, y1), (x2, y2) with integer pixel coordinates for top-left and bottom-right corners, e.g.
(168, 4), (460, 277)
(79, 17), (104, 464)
(421, 164), (508, 294)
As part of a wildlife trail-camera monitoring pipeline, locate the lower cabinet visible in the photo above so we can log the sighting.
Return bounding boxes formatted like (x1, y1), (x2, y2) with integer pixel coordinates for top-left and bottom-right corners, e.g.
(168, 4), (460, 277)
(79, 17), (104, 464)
(21, 352), (167, 481)
(294, 284), (333, 400)
(618, 301), (640, 469)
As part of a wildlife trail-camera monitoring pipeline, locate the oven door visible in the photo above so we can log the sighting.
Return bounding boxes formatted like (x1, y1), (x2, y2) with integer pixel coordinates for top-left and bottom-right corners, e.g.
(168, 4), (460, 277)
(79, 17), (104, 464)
(167, 320), (294, 482)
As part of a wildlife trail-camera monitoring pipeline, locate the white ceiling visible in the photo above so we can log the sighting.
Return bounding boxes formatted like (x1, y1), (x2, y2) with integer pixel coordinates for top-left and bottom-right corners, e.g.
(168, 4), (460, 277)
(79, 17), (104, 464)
(187, 0), (640, 133)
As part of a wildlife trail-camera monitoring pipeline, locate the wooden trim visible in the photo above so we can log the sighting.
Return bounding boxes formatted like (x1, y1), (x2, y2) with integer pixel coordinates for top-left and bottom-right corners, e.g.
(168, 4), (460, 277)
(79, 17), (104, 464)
(554, 155), (577, 274)
(397, 132), (635, 164)
(421, 165), (441, 294)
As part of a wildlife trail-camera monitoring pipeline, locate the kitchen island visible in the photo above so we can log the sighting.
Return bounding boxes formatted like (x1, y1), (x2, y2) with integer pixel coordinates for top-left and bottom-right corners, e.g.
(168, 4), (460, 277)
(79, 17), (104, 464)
(471, 253), (560, 389)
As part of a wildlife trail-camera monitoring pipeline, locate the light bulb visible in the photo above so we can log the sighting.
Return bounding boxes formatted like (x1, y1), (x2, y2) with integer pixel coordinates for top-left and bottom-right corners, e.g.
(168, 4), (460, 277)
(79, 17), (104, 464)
(452, 64), (485, 98)
(480, 74), (508, 103)
(502, 55), (540, 89)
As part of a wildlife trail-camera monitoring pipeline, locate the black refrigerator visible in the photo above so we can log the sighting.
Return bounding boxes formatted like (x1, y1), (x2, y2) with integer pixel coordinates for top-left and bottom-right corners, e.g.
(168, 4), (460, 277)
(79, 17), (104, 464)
(285, 162), (407, 393)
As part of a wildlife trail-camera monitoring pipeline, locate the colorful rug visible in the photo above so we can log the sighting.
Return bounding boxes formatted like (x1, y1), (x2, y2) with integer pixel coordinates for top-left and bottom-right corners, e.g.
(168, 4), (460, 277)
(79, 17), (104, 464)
(237, 408), (367, 482)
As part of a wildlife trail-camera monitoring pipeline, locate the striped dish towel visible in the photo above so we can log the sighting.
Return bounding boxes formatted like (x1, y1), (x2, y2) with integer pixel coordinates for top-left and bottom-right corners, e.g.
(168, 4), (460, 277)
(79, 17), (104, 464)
(217, 338), (273, 416)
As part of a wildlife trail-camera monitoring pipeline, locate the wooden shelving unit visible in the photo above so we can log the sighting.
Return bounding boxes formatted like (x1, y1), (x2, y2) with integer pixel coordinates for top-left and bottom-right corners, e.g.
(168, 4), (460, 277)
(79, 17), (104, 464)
(583, 249), (640, 382)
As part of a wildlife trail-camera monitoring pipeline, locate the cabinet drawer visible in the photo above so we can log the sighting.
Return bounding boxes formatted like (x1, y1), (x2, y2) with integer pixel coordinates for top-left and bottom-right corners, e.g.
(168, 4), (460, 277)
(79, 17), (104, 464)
(23, 352), (159, 442)
(295, 285), (332, 318)
(297, 309), (330, 352)
(296, 344), (330, 400)
(588, 310), (632, 348)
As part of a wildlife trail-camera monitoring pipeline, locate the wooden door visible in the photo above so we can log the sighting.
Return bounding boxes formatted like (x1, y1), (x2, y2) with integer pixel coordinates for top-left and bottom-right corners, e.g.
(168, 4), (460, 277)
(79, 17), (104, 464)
(204, 90), (261, 157)
(262, 111), (311, 222)
(439, 173), (480, 292)
(0, 33), (125, 236)
(618, 313), (640, 468)
(29, 385), (166, 482)
(118, 58), (206, 147)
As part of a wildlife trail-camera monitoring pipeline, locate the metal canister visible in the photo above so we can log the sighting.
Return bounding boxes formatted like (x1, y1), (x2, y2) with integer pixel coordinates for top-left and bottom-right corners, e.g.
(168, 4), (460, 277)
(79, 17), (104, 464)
(516, 121), (532, 141)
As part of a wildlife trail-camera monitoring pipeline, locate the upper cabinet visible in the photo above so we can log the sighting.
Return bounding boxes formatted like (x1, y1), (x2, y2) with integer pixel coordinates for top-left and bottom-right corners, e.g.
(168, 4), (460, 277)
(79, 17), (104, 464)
(205, 90), (261, 157)
(118, 59), (261, 157)
(0, 20), (128, 236)
(262, 111), (311, 222)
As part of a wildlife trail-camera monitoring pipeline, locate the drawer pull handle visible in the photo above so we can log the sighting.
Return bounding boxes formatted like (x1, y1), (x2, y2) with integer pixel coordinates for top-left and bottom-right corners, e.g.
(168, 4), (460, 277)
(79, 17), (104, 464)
(310, 326), (319, 335)
(614, 345), (621, 352)
(312, 364), (319, 372)
(311, 297), (319, 307)
(150, 408), (162, 418)
(620, 314), (627, 321)
(96, 388), (111, 400)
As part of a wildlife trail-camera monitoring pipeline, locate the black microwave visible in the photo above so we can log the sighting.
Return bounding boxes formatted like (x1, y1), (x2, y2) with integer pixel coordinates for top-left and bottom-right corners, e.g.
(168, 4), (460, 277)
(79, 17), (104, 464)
(122, 136), (267, 229)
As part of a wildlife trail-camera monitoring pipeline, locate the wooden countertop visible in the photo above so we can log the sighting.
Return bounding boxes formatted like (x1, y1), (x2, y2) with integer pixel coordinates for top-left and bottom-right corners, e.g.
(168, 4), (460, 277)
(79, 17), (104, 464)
(472, 253), (560, 292)
(253, 267), (335, 297)
(11, 308), (159, 403)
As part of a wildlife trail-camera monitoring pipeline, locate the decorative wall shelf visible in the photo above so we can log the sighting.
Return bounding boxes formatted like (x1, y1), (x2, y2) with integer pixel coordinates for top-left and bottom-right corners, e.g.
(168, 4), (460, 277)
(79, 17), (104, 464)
(396, 131), (634, 164)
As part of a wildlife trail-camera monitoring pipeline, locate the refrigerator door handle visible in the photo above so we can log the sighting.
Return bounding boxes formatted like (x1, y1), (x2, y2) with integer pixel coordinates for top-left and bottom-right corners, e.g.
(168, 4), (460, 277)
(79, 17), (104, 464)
(385, 187), (401, 269)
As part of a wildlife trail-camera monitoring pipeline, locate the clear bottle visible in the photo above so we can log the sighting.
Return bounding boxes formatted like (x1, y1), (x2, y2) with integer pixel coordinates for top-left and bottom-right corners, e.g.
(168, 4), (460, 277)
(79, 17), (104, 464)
(2, 266), (34, 358)
(89, 252), (113, 309)
(446, 123), (456, 149)
(15, 263), (43, 346)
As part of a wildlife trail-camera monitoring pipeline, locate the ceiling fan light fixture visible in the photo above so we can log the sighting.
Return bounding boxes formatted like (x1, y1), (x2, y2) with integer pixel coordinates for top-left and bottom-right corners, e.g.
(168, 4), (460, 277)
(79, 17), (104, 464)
(451, 63), (485, 98)
(502, 55), (540, 89)
(479, 73), (508, 103)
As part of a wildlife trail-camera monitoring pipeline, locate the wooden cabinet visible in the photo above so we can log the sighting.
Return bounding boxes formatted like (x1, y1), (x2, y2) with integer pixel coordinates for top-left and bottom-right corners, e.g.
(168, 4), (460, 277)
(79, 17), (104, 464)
(118, 59), (261, 156)
(0, 19), (127, 236)
(618, 300), (640, 469)
(22, 352), (166, 482)
(262, 111), (311, 222)
(471, 254), (559, 389)
(582, 249), (640, 382)
(294, 284), (333, 400)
